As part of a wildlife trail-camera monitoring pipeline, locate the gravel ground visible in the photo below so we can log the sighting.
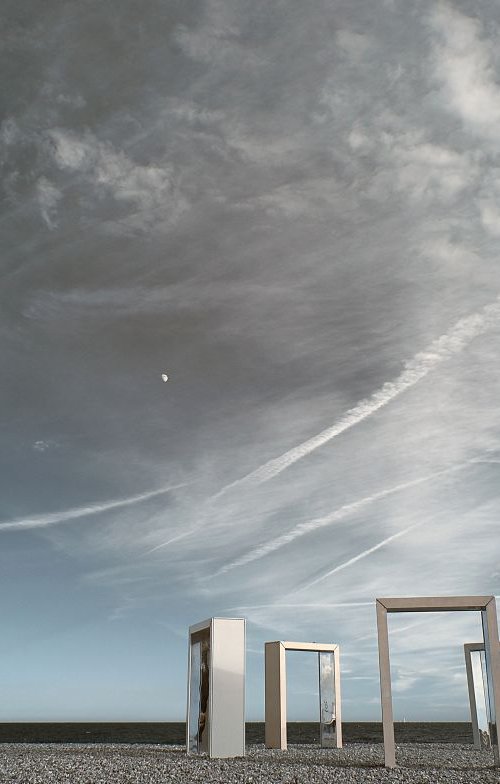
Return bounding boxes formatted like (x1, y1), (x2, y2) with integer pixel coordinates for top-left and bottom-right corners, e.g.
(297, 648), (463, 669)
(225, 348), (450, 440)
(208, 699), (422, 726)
(0, 743), (498, 784)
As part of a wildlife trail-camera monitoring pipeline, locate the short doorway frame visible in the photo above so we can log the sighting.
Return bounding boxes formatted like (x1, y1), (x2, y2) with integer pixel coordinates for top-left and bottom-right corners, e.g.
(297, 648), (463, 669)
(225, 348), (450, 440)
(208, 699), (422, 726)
(265, 640), (342, 750)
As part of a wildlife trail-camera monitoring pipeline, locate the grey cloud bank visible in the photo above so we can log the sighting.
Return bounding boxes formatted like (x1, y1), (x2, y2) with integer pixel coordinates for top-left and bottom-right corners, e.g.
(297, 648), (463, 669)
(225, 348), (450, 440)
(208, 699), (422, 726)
(1, 0), (499, 721)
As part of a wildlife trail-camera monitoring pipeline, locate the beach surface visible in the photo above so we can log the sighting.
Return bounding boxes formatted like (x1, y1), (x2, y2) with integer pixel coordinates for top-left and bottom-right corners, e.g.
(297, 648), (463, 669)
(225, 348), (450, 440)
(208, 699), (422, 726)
(0, 742), (497, 784)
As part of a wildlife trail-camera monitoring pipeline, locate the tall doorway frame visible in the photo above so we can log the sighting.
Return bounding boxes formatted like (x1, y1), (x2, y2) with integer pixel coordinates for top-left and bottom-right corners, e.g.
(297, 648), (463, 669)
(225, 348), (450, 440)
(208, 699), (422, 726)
(376, 596), (500, 768)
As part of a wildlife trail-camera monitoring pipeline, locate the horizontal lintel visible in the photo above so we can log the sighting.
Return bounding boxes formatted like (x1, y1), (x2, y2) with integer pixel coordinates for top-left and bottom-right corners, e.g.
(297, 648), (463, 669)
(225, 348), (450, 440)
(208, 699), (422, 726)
(281, 641), (338, 652)
(377, 596), (494, 612)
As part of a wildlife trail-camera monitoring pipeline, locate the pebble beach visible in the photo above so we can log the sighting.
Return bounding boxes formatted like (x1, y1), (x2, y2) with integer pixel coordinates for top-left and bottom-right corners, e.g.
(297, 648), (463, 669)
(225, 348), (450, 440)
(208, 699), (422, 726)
(1, 743), (498, 784)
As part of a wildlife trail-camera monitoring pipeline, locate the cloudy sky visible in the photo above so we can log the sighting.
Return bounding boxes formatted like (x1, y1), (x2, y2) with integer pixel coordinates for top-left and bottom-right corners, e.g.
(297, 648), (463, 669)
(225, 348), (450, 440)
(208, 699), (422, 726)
(1, 0), (500, 722)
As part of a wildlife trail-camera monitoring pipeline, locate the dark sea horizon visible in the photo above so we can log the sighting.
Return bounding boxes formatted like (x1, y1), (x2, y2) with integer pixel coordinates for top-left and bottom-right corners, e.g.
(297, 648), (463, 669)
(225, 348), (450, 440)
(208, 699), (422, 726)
(0, 722), (475, 745)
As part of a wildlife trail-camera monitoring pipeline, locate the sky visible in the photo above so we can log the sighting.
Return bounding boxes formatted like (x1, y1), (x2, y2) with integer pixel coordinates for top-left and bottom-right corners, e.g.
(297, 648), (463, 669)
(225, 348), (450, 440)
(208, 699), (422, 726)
(1, 0), (500, 723)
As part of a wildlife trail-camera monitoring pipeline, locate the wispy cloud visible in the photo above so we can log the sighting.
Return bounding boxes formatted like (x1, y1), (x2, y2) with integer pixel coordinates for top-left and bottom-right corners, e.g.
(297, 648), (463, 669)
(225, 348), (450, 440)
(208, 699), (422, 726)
(212, 296), (500, 499)
(45, 128), (188, 233)
(223, 602), (374, 612)
(429, 2), (500, 139)
(36, 177), (62, 230)
(145, 528), (191, 555)
(294, 522), (421, 594)
(48, 129), (173, 208)
(213, 461), (471, 576)
(0, 482), (186, 533)
(32, 440), (53, 453)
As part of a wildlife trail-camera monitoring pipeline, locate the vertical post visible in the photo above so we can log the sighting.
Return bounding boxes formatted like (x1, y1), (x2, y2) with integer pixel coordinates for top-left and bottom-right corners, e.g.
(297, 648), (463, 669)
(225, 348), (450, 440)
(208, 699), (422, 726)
(186, 632), (192, 754)
(265, 642), (287, 749)
(482, 599), (500, 765)
(207, 621), (214, 756)
(318, 651), (336, 748)
(210, 618), (245, 758)
(334, 646), (343, 749)
(376, 600), (396, 768)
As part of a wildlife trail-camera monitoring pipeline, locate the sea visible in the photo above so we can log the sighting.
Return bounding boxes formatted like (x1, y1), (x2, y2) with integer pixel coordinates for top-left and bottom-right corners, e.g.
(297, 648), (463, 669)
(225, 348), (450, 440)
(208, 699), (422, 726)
(0, 723), (474, 745)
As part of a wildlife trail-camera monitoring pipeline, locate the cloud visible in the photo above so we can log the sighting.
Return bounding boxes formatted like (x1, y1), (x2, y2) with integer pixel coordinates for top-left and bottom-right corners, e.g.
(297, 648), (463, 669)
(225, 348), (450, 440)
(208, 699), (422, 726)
(346, 125), (477, 206)
(173, 0), (262, 68)
(247, 176), (346, 218)
(224, 602), (374, 613)
(390, 140), (476, 203)
(36, 177), (62, 229)
(32, 440), (53, 452)
(0, 482), (186, 533)
(212, 296), (500, 499)
(2, 0), (500, 726)
(46, 128), (188, 232)
(0, 117), (20, 147)
(429, 3), (500, 139)
(336, 29), (373, 61)
(478, 197), (500, 238)
(49, 130), (92, 171)
(295, 521), (420, 594)
(212, 461), (472, 576)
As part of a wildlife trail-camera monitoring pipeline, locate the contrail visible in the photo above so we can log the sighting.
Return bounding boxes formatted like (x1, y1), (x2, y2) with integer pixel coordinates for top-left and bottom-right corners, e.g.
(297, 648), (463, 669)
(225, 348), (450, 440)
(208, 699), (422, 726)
(212, 296), (500, 500)
(145, 528), (192, 554)
(213, 461), (471, 576)
(223, 601), (374, 611)
(0, 482), (187, 532)
(295, 522), (421, 594)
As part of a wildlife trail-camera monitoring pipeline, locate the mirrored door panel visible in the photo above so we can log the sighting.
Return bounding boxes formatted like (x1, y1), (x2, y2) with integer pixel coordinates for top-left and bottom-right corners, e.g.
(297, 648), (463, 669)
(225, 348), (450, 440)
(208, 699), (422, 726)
(188, 641), (201, 753)
(481, 610), (498, 749)
(318, 651), (336, 748)
(188, 629), (211, 753)
(471, 648), (491, 749)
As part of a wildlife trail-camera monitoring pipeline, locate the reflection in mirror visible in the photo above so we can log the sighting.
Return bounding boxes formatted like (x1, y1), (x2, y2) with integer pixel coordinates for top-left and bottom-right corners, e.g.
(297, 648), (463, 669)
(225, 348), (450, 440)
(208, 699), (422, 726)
(471, 649), (491, 749)
(481, 610), (498, 749)
(199, 638), (210, 752)
(188, 630), (211, 754)
(188, 641), (201, 753)
(318, 651), (336, 748)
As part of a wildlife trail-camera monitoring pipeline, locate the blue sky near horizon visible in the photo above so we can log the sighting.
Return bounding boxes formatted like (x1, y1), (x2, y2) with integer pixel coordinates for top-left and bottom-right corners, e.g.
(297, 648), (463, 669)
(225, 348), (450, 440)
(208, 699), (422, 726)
(1, 0), (500, 722)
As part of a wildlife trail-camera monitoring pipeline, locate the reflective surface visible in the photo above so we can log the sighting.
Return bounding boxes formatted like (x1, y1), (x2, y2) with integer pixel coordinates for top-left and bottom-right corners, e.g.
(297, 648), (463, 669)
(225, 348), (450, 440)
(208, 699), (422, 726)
(318, 651), (336, 748)
(471, 649), (491, 749)
(482, 610), (498, 749)
(188, 641), (201, 753)
(199, 637), (210, 752)
(188, 630), (211, 754)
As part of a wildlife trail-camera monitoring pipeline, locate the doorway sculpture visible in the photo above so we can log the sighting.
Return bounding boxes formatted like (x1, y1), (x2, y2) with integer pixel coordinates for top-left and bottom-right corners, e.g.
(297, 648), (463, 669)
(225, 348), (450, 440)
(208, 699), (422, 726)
(376, 596), (500, 768)
(186, 617), (245, 758)
(265, 640), (342, 750)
